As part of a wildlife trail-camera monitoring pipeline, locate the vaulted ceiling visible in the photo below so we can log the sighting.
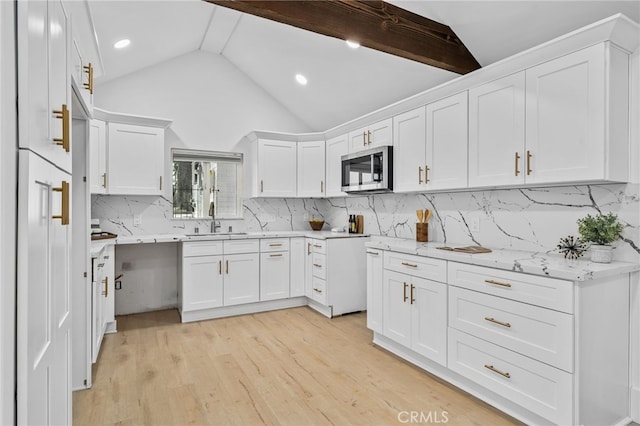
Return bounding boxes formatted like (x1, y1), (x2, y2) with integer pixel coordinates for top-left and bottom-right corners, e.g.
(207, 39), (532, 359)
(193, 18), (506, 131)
(91, 0), (640, 131)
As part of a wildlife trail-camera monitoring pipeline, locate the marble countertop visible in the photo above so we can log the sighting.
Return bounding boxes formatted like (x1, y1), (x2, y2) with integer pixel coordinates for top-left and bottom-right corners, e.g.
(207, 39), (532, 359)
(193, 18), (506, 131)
(92, 230), (369, 247)
(366, 236), (640, 282)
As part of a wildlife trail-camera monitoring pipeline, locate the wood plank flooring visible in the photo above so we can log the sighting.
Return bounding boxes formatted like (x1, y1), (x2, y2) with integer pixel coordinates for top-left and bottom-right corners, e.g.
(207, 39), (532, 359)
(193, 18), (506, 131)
(73, 307), (521, 425)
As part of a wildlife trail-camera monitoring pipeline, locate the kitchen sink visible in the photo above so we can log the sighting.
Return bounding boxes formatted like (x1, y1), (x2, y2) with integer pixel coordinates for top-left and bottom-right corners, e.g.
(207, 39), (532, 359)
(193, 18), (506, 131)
(185, 232), (247, 237)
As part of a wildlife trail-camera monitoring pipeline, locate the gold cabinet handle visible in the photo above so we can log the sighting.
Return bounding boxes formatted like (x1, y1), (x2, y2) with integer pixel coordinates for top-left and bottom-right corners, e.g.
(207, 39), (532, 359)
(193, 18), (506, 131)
(307, 242), (311, 255)
(425, 165), (430, 184)
(260, 180), (264, 193)
(313, 244), (322, 248)
(160, 176), (163, 190)
(83, 63), (94, 94)
(269, 243), (283, 247)
(320, 180), (324, 193)
(313, 288), (322, 293)
(102, 276), (108, 297)
(526, 150), (532, 175)
(102, 173), (107, 188)
(366, 251), (379, 255)
(418, 166), (423, 184)
(484, 317), (511, 328)
(53, 104), (70, 152)
(515, 152), (521, 176)
(226, 260), (229, 274)
(410, 284), (415, 304)
(367, 130), (372, 144)
(362, 131), (366, 147)
(403, 282), (408, 302)
(401, 261), (417, 268)
(218, 260), (222, 275)
(484, 279), (512, 288)
(52, 181), (70, 225)
(313, 263), (322, 268)
(484, 364), (511, 379)
(270, 253), (283, 258)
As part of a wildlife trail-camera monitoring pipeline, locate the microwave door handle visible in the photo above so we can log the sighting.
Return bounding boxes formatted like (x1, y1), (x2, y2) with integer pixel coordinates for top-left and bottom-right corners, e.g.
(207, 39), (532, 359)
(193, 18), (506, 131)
(370, 155), (375, 183)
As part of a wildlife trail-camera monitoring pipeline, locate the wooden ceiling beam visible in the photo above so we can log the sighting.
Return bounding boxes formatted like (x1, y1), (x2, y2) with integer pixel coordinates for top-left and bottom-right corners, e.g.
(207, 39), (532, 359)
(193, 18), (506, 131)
(206, 0), (481, 75)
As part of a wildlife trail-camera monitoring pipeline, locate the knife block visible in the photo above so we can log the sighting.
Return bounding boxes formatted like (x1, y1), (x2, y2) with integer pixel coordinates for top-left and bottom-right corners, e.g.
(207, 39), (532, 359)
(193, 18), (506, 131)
(416, 223), (428, 242)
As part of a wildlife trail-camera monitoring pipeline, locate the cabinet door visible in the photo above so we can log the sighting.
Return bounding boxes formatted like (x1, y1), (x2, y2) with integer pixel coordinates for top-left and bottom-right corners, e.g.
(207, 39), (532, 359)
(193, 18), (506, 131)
(349, 118), (393, 152)
(525, 44), (607, 184)
(71, 39), (92, 113)
(426, 92), (468, 190)
(393, 107), (426, 192)
(289, 238), (305, 297)
(366, 249), (383, 333)
(17, 151), (72, 426)
(304, 239), (314, 297)
(325, 134), (348, 197)
(91, 262), (103, 363)
(224, 253), (259, 306)
(469, 73), (525, 187)
(382, 270), (411, 347)
(410, 277), (447, 366)
(260, 252), (290, 301)
(257, 139), (297, 197)
(89, 120), (107, 194)
(182, 255), (224, 311)
(297, 140), (325, 197)
(107, 123), (164, 195)
(101, 245), (115, 328)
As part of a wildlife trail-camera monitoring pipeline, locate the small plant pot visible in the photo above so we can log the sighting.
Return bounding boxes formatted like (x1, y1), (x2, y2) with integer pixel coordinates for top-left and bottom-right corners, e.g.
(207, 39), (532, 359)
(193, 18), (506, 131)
(590, 244), (613, 263)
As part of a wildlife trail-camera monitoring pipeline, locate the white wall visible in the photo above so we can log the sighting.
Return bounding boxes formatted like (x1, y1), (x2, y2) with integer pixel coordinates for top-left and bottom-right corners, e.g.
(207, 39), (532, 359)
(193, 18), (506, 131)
(0, 1), (16, 424)
(94, 50), (312, 152)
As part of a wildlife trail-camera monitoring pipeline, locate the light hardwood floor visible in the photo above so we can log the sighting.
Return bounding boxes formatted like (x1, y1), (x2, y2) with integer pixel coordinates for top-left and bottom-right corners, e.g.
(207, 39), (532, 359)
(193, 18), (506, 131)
(73, 307), (521, 425)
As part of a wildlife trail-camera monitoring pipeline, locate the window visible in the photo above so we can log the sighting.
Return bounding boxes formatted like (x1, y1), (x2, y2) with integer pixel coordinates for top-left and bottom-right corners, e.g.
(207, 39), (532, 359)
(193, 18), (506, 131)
(172, 149), (243, 219)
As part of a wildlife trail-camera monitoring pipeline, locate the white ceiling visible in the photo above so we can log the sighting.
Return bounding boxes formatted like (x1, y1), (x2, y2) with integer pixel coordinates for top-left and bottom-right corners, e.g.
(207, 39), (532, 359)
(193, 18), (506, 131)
(91, 0), (640, 131)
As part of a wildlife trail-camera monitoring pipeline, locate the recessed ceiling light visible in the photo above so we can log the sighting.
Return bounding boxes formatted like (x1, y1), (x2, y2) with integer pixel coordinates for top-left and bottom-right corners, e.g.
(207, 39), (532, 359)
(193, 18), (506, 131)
(114, 39), (131, 49)
(295, 74), (308, 85)
(346, 40), (360, 49)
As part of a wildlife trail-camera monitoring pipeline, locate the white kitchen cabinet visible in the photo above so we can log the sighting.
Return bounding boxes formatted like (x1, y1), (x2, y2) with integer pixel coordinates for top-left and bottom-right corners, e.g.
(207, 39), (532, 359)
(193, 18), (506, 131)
(304, 238), (314, 298)
(469, 72), (526, 187)
(17, 151), (72, 426)
(224, 252), (260, 306)
(182, 255), (224, 311)
(89, 119), (107, 194)
(70, 38), (93, 115)
(366, 248), (383, 333)
(425, 92), (468, 190)
(524, 42), (629, 184)
(257, 139), (297, 197)
(91, 243), (115, 363)
(297, 140), (325, 197)
(107, 122), (164, 195)
(382, 270), (447, 365)
(260, 238), (290, 301)
(289, 238), (305, 297)
(324, 133), (348, 197)
(17, 0), (72, 174)
(393, 107), (426, 192)
(349, 118), (393, 152)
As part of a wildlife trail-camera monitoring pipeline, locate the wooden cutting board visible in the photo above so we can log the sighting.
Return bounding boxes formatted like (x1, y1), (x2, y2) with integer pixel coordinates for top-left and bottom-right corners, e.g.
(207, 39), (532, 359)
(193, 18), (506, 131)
(436, 245), (492, 254)
(91, 232), (118, 241)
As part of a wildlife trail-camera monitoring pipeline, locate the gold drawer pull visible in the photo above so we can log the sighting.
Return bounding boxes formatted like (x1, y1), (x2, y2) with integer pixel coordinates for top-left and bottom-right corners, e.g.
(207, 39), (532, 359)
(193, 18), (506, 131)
(526, 150), (533, 175)
(52, 181), (70, 225)
(367, 130), (372, 144)
(410, 284), (415, 304)
(102, 173), (107, 188)
(313, 288), (322, 293)
(260, 180), (264, 193)
(83, 63), (94, 94)
(514, 152), (520, 176)
(484, 364), (511, 379)
(313, 244), (323, 248)
(418, 166), (423, 184)
(484, 317), (511, 328)
(424, 165), (430, 184)
(401, 261), (417, 268)
(403, 282), (408, 302)
(218, 260), (222, 275)
(362, 131), (366, 147)
(313, 263), (322, 268)
(102, 276), (108, 297)
(307, 242), (311, 255)
(320, 180), (324, 193)
(53, 104), (70, 152)
(226, 260), (229, 274)
(270, 253), (283, 258)
(484, 279), (512, 288)
(366, 251), (379, 255)
(269, 243), (283, 247)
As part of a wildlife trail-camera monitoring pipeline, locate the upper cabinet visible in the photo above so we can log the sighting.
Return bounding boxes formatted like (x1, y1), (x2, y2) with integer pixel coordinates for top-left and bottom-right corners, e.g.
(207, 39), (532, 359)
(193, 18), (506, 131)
(469, 72), (526, 187)
(348, 118), (393, 153)
(470, 43), (629, 187)
(297, 140), (325, 197)
(325, 133), (349, 197)
(17, 0), (72, 174)
(257, 139), (297, 197)
(393, 107), (426, 193)
(107, 123), (165, 195)
(89, 120), (107, 194)
(70, 39), (94, 115)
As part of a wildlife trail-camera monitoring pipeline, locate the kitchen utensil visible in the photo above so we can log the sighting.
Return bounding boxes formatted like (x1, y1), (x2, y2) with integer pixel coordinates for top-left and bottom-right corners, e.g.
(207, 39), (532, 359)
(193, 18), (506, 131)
(416, 210), (423, 223)
(424, 209), (432, 222)
(436, 246), (492, 254)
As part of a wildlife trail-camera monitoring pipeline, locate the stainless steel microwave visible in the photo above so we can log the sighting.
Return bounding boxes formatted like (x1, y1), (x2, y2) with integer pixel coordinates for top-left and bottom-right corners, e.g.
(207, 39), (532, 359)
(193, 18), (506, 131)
(341, 146), (393, 194)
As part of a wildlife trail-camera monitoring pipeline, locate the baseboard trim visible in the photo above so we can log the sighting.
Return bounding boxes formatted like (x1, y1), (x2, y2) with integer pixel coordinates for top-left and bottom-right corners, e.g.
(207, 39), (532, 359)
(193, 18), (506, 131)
(179, 297), (307, 323)
(631, 386), (640, 422)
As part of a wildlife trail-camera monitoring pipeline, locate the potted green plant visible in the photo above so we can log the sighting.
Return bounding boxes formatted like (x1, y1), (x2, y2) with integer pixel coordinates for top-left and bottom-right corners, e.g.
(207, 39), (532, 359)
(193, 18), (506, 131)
(576, 213), (624, 263)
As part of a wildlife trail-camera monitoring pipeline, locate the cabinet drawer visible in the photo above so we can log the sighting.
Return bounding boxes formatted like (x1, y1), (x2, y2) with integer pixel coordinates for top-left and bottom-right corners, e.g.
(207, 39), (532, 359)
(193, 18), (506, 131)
(182, 241), (223, 257)
(224, 239), (259, 254)
(448, 328), (572, 425)
(448, 262), (573, 313)
(310, 239), (326, 254)
(384, 251), (447, 283)
(312, 253), (326, 279)
(260, 238), (290, 253)
(311, 276), (327, 305)
(449, 286), (573, 372)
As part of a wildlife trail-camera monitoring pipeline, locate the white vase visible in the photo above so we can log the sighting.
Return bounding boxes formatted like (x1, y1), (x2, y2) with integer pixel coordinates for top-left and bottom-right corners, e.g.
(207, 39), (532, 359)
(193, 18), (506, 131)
(590, 244), (613, 263)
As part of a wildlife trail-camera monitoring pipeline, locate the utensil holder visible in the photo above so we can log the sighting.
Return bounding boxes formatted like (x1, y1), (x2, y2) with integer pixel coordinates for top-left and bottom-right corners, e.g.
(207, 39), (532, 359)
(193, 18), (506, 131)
(416, 223), (428, 242)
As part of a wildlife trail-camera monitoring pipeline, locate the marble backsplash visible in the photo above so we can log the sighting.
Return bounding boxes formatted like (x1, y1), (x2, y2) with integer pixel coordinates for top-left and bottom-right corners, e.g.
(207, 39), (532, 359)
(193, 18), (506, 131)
(92, 183), (640, 263)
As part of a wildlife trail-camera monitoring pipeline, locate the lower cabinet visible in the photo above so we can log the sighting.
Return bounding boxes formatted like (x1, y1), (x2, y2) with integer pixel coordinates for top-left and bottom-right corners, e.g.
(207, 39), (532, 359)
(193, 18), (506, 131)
(182, 254), (223, 311)
(382, 270), (447, 366)
(366, 248), (383, 333)
(224, 252), (259, 306)
(91, 243), (115, 363)
(289, 238), (305, 297)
